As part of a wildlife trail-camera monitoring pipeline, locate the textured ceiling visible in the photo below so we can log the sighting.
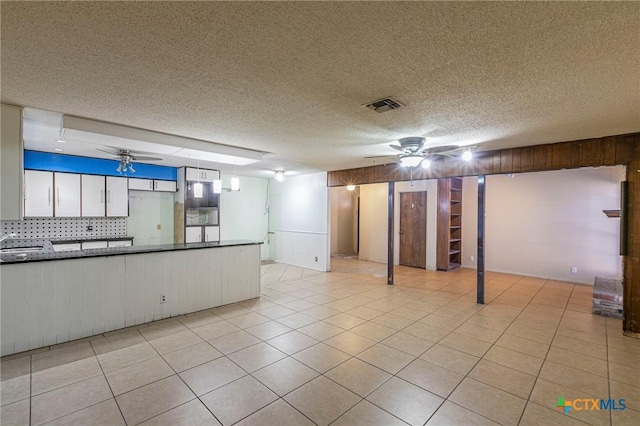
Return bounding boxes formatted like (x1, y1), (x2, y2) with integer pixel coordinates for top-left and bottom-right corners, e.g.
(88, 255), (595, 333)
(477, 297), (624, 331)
(2, 1), (639, 174)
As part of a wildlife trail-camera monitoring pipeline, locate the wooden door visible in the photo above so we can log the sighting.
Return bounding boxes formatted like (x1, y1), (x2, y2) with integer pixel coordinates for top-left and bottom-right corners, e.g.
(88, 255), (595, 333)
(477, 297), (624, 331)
(399, 191), (427, 268)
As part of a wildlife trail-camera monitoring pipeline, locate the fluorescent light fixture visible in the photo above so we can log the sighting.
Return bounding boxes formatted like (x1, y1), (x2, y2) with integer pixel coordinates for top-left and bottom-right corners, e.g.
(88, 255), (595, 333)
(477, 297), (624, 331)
(274, 170), (285, 182)
(230, 176), (240, 191)
(193, 182), (203, 198)
(213, 179), (222, 194)
(55, 139), (66, 144)
(462, 150), (473, 161)
(53, 148), (64, 152)
(346, 184), (356, 191)
(421, 158), (431, 169)
(399, 154), (424, 168)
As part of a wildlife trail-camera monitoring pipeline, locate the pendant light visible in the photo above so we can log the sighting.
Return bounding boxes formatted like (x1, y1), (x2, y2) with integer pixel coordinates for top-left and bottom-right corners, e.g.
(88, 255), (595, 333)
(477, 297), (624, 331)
(274, 170), (285, 182)
(213, 158), (222, 194)
(230, 163), (240, 191)
(193, 156), (203, 198)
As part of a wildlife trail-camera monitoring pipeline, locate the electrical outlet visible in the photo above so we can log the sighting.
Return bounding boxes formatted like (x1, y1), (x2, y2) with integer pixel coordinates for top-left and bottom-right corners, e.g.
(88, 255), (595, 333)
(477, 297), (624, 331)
(469, 255), (475, 262)
(315, 256), (318, 262)
(157, 224), (161, 230)
(160, 294), (167, 304)
(571, 266), (578, 274)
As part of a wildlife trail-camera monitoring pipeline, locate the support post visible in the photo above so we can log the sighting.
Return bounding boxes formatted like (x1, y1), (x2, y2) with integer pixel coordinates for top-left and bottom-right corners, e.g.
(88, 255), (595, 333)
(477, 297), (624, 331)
(477, 175), (486, 304)
(387, 181), (394, 285)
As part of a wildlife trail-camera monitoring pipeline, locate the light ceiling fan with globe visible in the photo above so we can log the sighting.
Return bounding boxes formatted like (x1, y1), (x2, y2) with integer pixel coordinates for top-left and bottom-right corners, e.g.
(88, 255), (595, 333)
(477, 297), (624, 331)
(367, 137), (475, 169)
(96, 147), (162, 174)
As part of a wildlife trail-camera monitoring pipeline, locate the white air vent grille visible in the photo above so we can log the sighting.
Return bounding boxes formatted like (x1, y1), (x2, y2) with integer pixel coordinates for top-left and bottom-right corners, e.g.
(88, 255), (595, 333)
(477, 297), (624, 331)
(364, 97), (405, 113)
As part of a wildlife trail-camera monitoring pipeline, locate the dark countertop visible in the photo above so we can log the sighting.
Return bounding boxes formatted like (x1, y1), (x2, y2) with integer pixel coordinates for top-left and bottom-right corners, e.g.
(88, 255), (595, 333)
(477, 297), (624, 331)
(0, 239), (262, 265)
(50, 236), (134, 244)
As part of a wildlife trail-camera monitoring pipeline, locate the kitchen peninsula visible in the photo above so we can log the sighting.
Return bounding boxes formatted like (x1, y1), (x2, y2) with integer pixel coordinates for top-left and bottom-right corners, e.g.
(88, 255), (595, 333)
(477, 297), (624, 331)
(0, 240), (261, 356)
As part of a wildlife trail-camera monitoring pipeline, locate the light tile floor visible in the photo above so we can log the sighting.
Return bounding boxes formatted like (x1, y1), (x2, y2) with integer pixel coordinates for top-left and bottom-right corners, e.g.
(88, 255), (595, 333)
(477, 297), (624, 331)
(1, 258), (639, 425)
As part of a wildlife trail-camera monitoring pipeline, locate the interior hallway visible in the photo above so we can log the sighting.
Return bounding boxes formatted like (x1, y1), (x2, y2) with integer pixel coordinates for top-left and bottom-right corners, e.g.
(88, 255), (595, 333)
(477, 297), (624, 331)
(1, 259), (638, 425)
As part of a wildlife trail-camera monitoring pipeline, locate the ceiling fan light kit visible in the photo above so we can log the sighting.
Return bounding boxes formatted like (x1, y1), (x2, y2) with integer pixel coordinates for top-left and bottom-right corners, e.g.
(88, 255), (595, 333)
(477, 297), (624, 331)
(399, 154), (425, 168)
(274, 170), (285, 182)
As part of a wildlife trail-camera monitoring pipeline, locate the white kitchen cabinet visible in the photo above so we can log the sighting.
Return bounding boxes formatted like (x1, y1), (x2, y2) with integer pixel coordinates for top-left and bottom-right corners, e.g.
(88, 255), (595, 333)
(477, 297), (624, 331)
(52, 243), (81, 252)
(81, 241), (108, 250)
(108, 240), (132, 248)
(81, 175), (105, 217)
(204, 226), (220, 242)
(185, 167), (219, 183)
(128, 178), (154, 191)
(153, 180), (177, 192)
(185, 227), (202, 243)
(24, 170), (54, 217)
(106, 176), (128, 217)
(54, 172), (81, 217)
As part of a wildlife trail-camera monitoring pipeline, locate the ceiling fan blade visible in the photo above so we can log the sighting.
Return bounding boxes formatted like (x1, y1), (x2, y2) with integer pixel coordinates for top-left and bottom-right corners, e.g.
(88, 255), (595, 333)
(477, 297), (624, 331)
(96, 147), (122, 155)
(130, 155), (162, 161)
(389, 144), (403, 152)
(421, 145), (459, 155)
(364, 154), (396, 159)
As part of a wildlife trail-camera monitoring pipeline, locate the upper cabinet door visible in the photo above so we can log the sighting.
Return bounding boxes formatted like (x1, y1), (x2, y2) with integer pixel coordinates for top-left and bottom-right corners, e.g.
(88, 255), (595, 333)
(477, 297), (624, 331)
(128, 178), (154, 191)
(24, 170), (54, 217)
(106, 176), (128, 217)
(81, 174), (105, 217)
(54, 172), (81, 217)
(153, 180), (177, 192)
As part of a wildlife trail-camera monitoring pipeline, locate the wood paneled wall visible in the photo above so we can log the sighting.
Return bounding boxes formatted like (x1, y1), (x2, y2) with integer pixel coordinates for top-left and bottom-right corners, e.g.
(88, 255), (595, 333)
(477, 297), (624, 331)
(327, 133), (640, 336)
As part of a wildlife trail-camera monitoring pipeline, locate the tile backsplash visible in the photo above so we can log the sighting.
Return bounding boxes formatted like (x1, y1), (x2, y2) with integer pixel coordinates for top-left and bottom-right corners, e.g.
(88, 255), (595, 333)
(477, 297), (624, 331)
(1, 218), (126, 239)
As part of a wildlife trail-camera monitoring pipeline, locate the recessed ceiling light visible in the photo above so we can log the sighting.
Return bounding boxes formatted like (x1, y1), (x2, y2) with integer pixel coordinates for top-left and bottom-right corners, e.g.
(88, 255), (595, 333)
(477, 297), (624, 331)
(55, 138), (66, 144)
(54, 148), (63, 152)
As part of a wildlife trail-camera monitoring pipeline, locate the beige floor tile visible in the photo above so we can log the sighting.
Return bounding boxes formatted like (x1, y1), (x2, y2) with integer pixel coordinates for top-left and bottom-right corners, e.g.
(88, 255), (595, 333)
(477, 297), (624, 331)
(519, 402), (588, 426)
(208, 330), (261, 355)
(609, 346), (640, 369)
(46, 398), (125, 426)
(200, 375), (278, 425)
(438, 332), (492, 357)
(31, 342), (94, 373)
(420, 344), (480, 375)
(381, 331), (434, 357)
(105, 356), (173, 395)
(610, 380), (640, 412)
(389, 306), (429, 321)
(609, 361), (640, 388)
(608, 335), (640, 354)
(346, 306), (386, 321)
(450, 377), (526, 426)
(495, 333), (549, 358)
(539, 361), (609, 397)
(0, 356), (31, 381)
(139, 320), (189, 341)
(252, 357), (318, 396)
(367, 377), (443, 426)
(324, 331), (377, 356)
(275, 313), (318, 329)
(332, 400), (407, 426)
(297, 322), (344, 341)
(505, 324), (555, 344)
(397, 358), (464, 398)
(228, 342), (287, 373)
(469, 359), (536, 399)
(97, 341), (159, 373)
(1, 375), (30, 406)
(483, 345), (543, 375)
(210, 304), (252, 319)
(283, 299), (319, 312)
(426, 400), (500, 425)
(236, 399), (314, 426)
(0, 399), (30, 426)
(453, 323), (502, 344)
(245, 321), (292, 340)
(323, 313), (367, 330)
(179, 357), (246, 396)
(140, 399), (221, 425)
(162, 342), (223, 372)
(251, 305), (296, 320)
(300, 305), (341, 320)
(611, 406), (640, 426)
(546, 346), (608, 377)
(284, 376), (361, 425)
(350, 322), (397, 342)
(556, 327), (607, 346)
(89, 330), (146, 355)
(530, 378), (611, 426)
(177, 310), (223, 329)
(192, 321), (241, 341)
(403, 322), (450, 342)
(370, 313), (414, 330)
(325, 357), (391, 397)
(356, 344), (414, 374)
(265, 331), (318, 355)
(419, 314), (467, 332)
(116, 375), (195, 425)
(31, 375), (112, 425)
(293, 343), (351, 373)
(552, 334), (607, 360)
(149, 330), (203, 355)
(227, 312), (271, 329)
(31, 356), (102, 396)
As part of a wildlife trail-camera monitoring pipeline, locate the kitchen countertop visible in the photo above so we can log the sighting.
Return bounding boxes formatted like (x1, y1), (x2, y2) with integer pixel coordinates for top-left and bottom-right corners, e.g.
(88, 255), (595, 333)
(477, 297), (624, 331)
(0, 239), (262, 264)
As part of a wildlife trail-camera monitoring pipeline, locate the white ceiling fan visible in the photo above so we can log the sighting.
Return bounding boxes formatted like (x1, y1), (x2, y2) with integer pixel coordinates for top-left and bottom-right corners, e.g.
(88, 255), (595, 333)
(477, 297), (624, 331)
(96, 147), (162, 173)
(367, 137), (475, 168)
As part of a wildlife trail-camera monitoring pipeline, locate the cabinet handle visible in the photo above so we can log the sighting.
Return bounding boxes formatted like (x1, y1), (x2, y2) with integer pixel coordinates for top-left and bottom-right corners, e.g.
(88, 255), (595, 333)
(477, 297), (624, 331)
(107, 190), (111, 204)
(152, 181), (156, 190)
(48, 187), (51, 206)
(206, 233), (209, 241)
(100, 190), (104, 204)
(56, 187), (60, 206)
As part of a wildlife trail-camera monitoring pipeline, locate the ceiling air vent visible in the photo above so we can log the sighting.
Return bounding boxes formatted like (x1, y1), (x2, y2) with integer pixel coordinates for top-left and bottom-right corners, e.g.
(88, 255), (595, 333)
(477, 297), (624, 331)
(364, 97), (405, 113)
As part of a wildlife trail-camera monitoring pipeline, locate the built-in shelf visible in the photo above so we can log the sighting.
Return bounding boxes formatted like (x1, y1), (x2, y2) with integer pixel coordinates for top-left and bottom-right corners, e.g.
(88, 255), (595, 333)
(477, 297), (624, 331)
(437, 177), (463, 271)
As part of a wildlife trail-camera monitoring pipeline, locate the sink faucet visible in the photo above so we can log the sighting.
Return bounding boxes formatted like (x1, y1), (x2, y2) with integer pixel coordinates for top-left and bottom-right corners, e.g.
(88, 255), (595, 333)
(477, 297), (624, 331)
(0, 233), (17, 244)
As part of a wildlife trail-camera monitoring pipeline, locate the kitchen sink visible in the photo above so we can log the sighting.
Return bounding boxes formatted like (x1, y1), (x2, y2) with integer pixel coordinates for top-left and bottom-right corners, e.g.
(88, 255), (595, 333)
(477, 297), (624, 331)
(0, 246), (44, 254)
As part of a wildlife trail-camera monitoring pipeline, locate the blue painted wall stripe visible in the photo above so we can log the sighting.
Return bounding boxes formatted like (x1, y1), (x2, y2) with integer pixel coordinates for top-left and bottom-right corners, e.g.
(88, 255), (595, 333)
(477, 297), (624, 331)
(24, 150), (177, 180)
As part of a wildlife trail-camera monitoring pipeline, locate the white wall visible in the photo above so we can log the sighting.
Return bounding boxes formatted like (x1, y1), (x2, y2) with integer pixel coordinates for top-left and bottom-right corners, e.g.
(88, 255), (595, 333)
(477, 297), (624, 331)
(358, 183), (388, 264)
(268, 172), (328, 271)
(127, 191), (174, 245)
(220, 174), (269, 259)
(462, 167), (624, 284)
(329, 186), (358, 255)
(393, 180), (439, 270)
